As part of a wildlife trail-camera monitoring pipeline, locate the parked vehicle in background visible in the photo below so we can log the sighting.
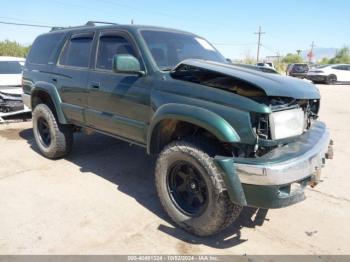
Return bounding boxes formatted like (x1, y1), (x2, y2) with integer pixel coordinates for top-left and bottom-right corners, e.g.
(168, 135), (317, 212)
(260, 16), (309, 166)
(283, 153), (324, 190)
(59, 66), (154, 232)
(256, 62), (275, 69)
(286, 63), (309, 78)
(237, 64), (279, 74)
(22, 21), (333, 236)
(307, 64), (350, 84)
(0, 56), (30, 121)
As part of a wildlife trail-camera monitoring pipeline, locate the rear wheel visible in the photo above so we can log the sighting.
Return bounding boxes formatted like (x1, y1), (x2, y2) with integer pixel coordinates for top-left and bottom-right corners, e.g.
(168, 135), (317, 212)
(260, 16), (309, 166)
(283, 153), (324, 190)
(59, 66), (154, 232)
(155, 139), (242, 236)
(326, 74), (337, 84)
(32, 104), (73, 159)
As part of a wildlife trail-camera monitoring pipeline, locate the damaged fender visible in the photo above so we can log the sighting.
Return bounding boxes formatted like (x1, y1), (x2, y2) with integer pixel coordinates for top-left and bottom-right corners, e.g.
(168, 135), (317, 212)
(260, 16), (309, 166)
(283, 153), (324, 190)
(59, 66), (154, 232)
(214, 156), (247, 206)
(147, 103), (240, 154)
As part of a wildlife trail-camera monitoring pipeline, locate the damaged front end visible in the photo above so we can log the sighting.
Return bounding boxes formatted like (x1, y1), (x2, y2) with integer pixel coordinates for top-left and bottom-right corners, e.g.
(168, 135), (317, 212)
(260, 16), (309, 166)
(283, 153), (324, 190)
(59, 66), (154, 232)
(170, 59), (333, 208)
(0, 91), (24, 113)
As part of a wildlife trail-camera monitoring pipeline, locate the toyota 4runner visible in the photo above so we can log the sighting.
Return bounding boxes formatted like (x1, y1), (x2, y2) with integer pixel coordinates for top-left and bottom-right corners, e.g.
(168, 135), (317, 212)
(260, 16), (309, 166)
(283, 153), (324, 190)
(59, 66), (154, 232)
(22, 21), (333, 236)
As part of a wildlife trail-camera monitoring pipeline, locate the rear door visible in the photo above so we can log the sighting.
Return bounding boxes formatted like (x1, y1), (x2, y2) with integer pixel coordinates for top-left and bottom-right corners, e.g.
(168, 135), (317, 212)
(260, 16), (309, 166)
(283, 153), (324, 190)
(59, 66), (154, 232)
(85, 30), (151, 144)
(331, 65), (347, 81)
(53, 31), (95, 124)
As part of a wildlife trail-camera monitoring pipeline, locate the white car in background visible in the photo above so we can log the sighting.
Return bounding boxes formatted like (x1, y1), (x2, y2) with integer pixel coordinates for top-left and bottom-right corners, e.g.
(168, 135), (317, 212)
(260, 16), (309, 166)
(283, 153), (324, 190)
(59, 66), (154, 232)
(256, 62), (275, 69)
(307, 64), (350, 84)
(0, 56), (30, 121)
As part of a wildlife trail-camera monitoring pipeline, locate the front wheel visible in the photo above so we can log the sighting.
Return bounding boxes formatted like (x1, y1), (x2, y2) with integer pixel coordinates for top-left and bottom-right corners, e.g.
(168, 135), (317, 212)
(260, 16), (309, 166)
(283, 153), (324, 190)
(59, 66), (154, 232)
(155, 139), (242, 236)
(32, 104), (73, 159)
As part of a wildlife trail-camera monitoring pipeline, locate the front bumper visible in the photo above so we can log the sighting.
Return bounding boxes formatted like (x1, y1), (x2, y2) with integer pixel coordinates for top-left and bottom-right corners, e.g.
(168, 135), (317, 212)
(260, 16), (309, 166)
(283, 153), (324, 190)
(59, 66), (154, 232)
(236, 122), (331, 186)
(217, 121), (333, 209)
(0, 91), (24, 113)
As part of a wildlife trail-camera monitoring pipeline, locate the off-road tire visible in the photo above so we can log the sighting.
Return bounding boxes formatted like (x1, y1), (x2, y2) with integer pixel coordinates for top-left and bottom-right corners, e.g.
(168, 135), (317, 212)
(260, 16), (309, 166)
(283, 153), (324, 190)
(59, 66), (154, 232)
(155, 139), (242, 236)
(32, 104), (73, 159)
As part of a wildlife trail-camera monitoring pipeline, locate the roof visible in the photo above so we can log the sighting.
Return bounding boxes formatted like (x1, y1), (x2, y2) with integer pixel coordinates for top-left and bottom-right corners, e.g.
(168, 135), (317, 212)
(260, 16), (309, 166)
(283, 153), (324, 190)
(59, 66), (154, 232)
(47, 22), (196, 36)
(0, 56), (26, 62)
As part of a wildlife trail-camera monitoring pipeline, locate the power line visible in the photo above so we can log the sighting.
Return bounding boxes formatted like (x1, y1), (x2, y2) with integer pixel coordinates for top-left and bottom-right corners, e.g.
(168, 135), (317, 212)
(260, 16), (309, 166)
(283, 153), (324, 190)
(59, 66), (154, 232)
(254, 26), (265, 62)
(0, 20), (56, 28)
(0, 18), (270, 52)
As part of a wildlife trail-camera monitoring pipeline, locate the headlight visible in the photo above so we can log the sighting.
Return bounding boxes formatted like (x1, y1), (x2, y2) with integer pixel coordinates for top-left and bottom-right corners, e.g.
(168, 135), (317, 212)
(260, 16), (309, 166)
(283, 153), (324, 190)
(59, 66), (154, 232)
(269, 108), (304, 139)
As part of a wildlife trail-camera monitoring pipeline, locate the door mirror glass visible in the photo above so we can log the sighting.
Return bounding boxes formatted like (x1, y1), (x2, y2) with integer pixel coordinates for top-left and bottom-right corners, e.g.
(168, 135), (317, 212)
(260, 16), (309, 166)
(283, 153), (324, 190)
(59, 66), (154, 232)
(112, 54), (144, 75)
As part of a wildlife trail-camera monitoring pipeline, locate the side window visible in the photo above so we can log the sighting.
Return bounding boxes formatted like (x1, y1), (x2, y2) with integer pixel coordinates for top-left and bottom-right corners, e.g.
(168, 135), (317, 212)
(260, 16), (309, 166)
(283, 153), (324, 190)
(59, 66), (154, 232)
(59, 33), (94, 68)
(96, 35), (137, 70)
(333, 65), (345, 70)
(27, 33), (65, 65)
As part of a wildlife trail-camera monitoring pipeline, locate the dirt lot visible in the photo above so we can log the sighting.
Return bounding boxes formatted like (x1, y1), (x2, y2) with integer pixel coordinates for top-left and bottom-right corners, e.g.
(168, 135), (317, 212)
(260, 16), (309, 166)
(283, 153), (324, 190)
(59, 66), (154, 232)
(0, 84), (349, 255)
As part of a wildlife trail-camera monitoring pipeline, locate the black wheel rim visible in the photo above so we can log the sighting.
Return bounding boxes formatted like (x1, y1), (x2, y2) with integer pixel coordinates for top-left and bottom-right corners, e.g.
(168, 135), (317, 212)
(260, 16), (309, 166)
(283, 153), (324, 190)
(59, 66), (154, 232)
(37, 117), (51, 147)
(330, 75), (336, 83)
(167, 161), (208, 217)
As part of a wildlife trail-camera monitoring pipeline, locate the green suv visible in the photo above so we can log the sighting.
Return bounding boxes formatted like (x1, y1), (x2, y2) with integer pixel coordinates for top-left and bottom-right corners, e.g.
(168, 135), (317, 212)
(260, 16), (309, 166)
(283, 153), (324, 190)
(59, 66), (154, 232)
(22, 21), (333, 236)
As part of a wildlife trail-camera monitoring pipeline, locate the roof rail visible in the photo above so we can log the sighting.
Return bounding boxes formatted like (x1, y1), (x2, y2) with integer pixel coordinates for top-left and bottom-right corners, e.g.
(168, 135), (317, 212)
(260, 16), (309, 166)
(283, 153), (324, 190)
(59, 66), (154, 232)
(50, 26), (67, 32)
(50, 21), (118, 32)
(85, 21), (118, 26)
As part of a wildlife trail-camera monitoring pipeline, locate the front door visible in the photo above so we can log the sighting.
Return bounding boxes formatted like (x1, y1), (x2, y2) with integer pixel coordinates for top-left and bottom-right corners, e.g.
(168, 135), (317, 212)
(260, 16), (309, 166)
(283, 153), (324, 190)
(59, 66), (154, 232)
(86, 30), (151, 144)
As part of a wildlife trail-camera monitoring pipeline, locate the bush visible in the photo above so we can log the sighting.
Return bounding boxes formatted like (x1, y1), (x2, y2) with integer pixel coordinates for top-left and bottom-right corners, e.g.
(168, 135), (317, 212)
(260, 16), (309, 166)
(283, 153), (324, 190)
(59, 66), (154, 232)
(281, 53), (303, 64)
(0, 40), (31, 57)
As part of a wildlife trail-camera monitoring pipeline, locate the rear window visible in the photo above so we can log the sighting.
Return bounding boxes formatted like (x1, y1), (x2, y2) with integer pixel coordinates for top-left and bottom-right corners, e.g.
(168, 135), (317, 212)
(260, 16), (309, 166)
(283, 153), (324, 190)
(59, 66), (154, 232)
(0, 61), (22, 74)
(59, 33), (94, 68)
(27, 33), (65, 65)
(292, 64), (308, 72)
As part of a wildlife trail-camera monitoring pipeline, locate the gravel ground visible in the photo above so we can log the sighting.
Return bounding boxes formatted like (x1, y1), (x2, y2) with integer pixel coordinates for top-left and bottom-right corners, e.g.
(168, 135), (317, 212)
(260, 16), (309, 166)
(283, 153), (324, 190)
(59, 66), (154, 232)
(0, 84), (349, 255)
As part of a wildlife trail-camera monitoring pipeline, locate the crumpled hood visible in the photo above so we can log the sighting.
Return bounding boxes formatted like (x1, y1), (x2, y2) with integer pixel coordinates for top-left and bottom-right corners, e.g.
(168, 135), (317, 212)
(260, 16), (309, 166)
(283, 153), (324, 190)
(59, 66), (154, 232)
(173, 59), (320, 99)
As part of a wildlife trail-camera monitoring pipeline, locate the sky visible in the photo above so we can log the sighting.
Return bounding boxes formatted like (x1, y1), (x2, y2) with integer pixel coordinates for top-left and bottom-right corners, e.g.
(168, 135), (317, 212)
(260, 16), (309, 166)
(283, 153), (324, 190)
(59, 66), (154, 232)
(0, 0), (349, 60)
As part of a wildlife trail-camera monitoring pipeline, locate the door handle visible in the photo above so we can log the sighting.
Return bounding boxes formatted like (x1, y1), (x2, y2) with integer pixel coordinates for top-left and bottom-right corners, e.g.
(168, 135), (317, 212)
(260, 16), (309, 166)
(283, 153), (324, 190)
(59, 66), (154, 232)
(90, 82), (100, 89)
(52, 77), (58, 83)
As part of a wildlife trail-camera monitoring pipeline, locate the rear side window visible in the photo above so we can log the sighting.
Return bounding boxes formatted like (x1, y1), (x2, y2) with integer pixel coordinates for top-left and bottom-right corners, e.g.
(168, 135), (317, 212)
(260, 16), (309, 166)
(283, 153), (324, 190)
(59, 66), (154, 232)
(96, 35), (137, 70)
(59, 33), (94, 68)
(27, 33), (64, 65)
(0, 61), (22, 74)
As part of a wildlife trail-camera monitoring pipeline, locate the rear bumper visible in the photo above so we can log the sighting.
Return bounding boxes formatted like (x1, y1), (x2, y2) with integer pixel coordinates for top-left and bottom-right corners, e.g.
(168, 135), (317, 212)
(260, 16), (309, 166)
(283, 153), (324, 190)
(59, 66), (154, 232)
(217, 122), (333, 208)
(289, 72), (307, 78)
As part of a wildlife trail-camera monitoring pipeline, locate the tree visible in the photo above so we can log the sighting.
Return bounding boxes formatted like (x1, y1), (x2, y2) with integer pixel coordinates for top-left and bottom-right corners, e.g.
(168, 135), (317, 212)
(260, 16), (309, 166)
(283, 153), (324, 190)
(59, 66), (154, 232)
(328, 47), (350, 64)
(0, 40), (30, 57)
(281, 53), (303, 64)
(319, 57), (330, 64)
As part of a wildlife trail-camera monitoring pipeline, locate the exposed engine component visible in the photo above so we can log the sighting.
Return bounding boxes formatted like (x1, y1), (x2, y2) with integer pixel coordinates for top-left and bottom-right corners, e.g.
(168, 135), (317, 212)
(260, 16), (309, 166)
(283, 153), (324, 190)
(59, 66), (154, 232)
(171, 64), (266, 97)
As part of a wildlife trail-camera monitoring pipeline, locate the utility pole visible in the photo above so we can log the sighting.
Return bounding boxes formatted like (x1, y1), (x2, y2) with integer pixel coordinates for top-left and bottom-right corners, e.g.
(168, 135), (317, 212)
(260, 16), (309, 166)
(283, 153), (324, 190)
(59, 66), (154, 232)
(308, 41), (315, 63)
(255, 26), (265, 62)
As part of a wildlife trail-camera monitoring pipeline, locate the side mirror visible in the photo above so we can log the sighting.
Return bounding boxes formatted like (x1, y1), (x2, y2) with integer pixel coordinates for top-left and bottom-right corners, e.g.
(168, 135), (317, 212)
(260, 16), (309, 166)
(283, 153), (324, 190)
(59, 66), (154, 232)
(112, 54), (144, 75)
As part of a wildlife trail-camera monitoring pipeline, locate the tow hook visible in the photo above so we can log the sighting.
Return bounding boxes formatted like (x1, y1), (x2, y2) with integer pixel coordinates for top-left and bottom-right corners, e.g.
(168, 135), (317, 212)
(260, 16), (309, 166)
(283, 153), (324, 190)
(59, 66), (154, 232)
(325, 139), (334, 159)
(309, 167), (322, 188)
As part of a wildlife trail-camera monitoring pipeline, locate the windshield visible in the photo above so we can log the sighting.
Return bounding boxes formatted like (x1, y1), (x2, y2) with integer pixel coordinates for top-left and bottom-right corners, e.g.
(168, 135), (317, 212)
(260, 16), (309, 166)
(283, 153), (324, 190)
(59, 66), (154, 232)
(141, 30), (226, 70)
(0, 61), (23, 74)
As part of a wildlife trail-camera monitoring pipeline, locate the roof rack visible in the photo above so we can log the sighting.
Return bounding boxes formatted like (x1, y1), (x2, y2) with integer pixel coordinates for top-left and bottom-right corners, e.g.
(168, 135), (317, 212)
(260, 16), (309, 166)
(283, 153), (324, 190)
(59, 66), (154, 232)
(85, 21), (118, 26)
(50, 21), (118, 32)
